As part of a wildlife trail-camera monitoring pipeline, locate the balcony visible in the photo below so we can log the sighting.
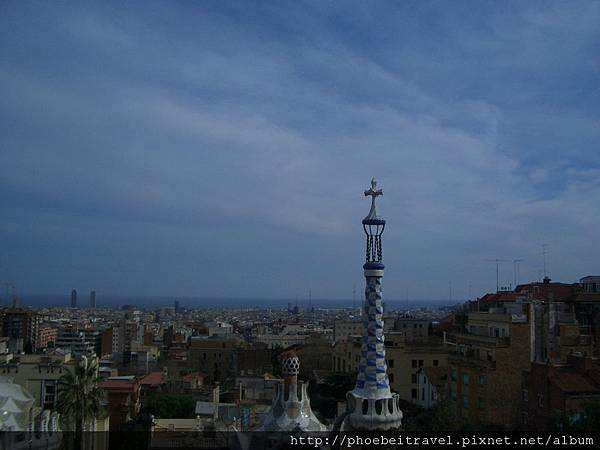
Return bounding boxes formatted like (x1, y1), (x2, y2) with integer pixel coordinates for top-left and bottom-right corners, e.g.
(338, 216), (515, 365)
(453, 332), (510, 347)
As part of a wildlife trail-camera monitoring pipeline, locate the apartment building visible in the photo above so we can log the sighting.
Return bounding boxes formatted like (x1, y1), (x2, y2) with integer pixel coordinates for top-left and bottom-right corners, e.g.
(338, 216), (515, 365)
(522, 353), (600, 430)
(446, 311), (530, 428)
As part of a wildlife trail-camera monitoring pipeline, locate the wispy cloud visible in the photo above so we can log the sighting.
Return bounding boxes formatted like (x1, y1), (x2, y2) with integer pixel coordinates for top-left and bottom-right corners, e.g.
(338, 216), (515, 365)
(0, 1), (598, 299)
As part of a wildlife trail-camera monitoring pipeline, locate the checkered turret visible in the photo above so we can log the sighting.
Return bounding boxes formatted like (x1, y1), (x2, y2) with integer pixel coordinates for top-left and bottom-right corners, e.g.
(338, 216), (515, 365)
(354, 269), (390, 398)
(340, 179), (403, 431)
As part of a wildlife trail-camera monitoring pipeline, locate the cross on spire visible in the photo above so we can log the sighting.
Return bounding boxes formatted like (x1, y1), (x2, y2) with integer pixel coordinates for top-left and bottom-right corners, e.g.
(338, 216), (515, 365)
(364, 177), (383, 221)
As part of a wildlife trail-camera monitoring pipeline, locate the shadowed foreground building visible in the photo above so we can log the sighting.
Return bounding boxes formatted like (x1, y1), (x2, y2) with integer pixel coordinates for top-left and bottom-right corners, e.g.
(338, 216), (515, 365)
(522, 353), (600, 430)
(99, 375), (141, 429)
(0, 380), (61, 449)
(445, 310), (531, 427)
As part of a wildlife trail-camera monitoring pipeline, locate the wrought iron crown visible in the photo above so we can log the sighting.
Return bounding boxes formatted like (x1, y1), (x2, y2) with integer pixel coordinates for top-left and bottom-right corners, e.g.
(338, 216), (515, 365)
(363, 178), (385, 263)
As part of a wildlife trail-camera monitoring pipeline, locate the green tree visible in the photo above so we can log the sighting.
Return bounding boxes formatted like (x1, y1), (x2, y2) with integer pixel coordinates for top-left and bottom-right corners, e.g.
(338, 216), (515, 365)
(57, 358), (105, 450)
(141, 394), (196, 418)
(551, 401), (600, 433)
(309, 372), (356, 421)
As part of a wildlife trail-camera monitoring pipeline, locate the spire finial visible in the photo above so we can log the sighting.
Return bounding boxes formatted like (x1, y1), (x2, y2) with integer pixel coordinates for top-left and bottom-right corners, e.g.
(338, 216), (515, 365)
(363, 178), (384, 223)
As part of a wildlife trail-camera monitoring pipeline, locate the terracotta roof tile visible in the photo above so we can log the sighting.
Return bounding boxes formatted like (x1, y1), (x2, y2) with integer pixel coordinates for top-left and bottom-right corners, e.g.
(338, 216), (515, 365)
(140, 372), (166, 386)
(551, 371), (599, 393)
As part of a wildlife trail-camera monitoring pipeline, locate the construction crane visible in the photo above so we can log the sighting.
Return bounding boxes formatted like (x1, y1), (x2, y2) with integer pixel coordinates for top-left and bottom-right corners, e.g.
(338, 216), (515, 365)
(485, 258), (508, 293)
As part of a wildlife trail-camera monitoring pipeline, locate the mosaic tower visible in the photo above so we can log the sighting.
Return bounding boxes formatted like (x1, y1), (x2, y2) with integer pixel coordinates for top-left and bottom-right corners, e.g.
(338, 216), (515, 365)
(342, 178), (403, 431)
(257, 350), (326, 432)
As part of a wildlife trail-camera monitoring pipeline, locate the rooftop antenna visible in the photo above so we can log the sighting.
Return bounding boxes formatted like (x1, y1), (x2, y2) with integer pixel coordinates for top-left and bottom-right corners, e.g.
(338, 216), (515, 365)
(542, 244), (548, 278)
(486, 258), (508, 293)
(513, 259), (523, 287)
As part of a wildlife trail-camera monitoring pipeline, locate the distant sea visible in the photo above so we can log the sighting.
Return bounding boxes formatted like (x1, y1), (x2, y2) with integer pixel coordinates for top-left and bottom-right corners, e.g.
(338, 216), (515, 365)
(14, 294), (455, 310)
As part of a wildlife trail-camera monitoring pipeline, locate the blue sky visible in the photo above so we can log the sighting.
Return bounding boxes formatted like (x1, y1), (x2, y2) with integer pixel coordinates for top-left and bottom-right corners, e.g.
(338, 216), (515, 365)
(1, 1), (599, 302)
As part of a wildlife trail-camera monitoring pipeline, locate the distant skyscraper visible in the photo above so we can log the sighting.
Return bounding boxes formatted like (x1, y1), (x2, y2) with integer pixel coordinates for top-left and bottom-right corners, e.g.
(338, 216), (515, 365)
(90, 290), (96, 308)
(174, 299), (180, 312)
(70, 289), (77, 308)
(340, 179), (403, 431)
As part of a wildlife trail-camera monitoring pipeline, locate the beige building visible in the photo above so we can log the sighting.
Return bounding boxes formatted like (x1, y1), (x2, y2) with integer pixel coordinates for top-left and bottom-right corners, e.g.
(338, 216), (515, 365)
(333, 317), (397, 343)
(392, 316), (431, 343)
(0, 353), (76, 410)
(254, 332), (309, 349)
(332, 332), (448, 403)
(188, 335), (244, 383)
(333, 320), (363, 343)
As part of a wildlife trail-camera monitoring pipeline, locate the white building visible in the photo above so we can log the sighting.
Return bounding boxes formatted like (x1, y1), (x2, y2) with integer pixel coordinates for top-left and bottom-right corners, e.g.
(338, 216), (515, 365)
(415, 366), (447, 409)
(0, 379), (61, 449)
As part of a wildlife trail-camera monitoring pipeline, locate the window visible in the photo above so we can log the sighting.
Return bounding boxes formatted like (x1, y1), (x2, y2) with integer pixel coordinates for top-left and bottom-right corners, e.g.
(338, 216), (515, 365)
(418, 360), (424, 367)
(412, 360), (418, 369)
(537, 394), (544, 408)
(479, 375), (486, 386)
(42, 381), (56, 409)
(451, 368), (457, 382)
(433, 360), (439, 367)
(411, 389), (417, 399)
(451, 386), (457, 401)
(522, 389), (529, 402)
(388, 359), (394, 368)
(389, 373), (394, 383)
(462, 395), (469, 409)
(478, 397), (484, 409)
(463, 373), (470, 386)
(411, 374), (417, 384)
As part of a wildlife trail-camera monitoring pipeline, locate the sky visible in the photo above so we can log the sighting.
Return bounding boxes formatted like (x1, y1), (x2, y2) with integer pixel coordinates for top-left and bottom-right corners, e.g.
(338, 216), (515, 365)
(1, 1), (599, 303)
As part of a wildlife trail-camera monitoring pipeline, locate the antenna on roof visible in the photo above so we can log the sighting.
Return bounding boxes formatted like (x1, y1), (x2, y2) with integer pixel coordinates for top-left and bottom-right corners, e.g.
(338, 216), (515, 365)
(485, 258), (508, 293)
(513, 259), (523, 288)
(542, 244), (548, 278)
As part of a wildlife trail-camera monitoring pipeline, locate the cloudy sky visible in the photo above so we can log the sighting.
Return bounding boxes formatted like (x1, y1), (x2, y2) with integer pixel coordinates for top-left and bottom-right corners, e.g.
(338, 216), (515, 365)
(1, 1), (599, 302)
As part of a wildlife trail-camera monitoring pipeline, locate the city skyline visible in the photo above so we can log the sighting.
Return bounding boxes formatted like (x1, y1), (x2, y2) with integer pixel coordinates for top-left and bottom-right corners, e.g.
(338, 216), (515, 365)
(1, 1), (599, 300)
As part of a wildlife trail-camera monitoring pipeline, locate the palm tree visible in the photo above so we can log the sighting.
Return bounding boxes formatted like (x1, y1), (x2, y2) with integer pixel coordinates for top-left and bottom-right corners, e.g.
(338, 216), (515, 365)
(57, 356), (106, 450)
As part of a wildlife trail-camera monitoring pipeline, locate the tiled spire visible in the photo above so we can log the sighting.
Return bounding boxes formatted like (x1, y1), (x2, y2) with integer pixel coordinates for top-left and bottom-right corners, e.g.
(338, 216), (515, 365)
(341, 179), (402, 431)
